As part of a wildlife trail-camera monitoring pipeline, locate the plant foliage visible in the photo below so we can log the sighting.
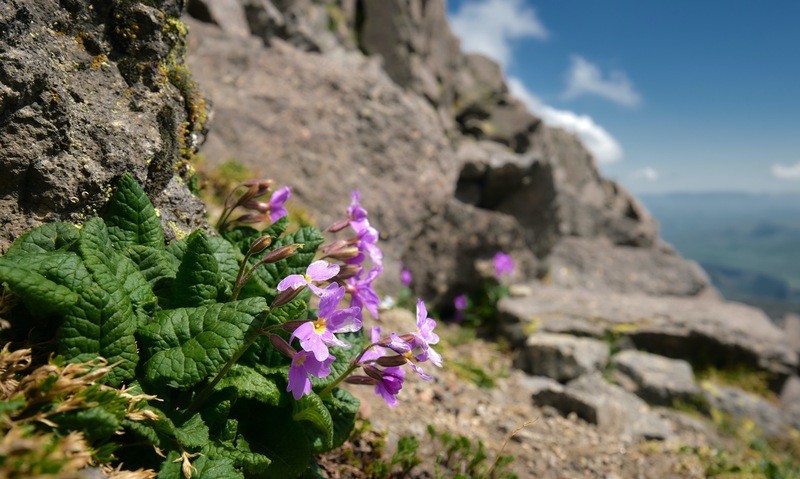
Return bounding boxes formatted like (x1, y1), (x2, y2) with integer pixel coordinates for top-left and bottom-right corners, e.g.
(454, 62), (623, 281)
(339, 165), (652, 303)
(0, 174), (360, 478)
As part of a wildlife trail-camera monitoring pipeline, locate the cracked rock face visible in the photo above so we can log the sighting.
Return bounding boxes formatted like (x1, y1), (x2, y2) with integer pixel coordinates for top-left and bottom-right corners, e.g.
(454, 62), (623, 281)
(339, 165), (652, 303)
(0, 0), (206, 251)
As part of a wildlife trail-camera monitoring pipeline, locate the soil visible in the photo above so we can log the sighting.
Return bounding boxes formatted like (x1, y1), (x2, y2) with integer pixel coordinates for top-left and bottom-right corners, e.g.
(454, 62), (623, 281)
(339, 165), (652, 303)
(317, 310), (719, 478)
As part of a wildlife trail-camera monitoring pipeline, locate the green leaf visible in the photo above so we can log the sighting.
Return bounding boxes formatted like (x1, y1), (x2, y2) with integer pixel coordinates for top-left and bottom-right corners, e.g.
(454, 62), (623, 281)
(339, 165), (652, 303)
(172, 230), (226, 307)
(54, 403), (121, 443)
(235, 405), (312, 478)
(206, 235), (242, 297)
(4, 222), (79, 258)
(80, 218), (155, 326)
(0, 397), (26, 417)
(214, 365), (281, 407)
(139, 298), (268, 389)
(293, 393), (333, 450)
(124, 244), (179, 286)
(203, 440), (271, 477)
(325, 389), (360, 450)
(191, 455), (244, 479)
(0, 259), (79, 317)
(104, 173), (164, 249)
(175, 412), (210, 450)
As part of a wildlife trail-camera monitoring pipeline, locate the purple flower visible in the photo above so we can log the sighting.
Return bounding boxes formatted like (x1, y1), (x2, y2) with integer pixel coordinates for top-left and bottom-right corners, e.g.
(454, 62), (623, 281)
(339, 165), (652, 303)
(359, 327), (384, 363)
(453, 294), (467, 311)
(277, 260), (340, 296)
(267, 186), (291, 222)
(347, 267), (381, 320)
(493, 251), (515, 278)
(347, 190), (368, 226)
(453, 294), (468, 323)
(290, 284), (361, 361)
(371, 366), (405, 408)
(410, 300), (442, 368)
(347, 221), (382, 267)
(400, 266), (412, 287)
(287, 351), (334, 400)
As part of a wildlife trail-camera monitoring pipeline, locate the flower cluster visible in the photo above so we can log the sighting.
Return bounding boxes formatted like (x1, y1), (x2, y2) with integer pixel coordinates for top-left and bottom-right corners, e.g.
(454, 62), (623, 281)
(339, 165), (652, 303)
(216, 179), (292, 232)
(263, 191), (441, 405)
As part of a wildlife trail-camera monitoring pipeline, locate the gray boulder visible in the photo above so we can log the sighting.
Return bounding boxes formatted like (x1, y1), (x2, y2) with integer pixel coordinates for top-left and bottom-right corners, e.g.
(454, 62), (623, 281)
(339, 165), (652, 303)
(516, 334), (609, 382)
(783, 313), (800, 355)
(611, 350), (700, 406)
(499, 286), (798, 380)
(702, 382), (791, 438)
(780, 376), (800, 428)
(533, 373), (672, 440)
(545, 238), (712, 298)
(1, 0), (206, 251)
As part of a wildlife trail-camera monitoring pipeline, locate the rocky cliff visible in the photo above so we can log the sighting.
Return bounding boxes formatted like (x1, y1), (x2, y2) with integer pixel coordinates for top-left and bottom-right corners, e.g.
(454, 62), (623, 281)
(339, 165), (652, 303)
(183, 0), (711, 305)
(0, 0), (205, 251)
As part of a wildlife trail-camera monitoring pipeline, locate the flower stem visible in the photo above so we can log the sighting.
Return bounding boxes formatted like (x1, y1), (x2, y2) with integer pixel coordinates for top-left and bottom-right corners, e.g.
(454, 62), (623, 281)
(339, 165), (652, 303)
(189, 311), (270, 411)
(318, 341), (381, 398)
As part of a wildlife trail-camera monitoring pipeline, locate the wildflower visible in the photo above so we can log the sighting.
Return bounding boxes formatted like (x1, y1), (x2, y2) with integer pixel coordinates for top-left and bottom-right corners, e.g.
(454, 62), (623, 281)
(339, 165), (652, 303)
(410, 299), (442, 367)
(348, 221), (382, 267)
(328, 190), (368, 232)
(346, 267), (381, 320)
(400, 265), (412, 287)
(290, 284), (361, 361)
(453, 294), (467, 323)
(364, 365), (405, 408)
(287, 351), (334, 400)
(277, 260), (340, 296)
(493, 251), (515, 278)
(358, 327), (384, 363)
(266, 186), (291, 222)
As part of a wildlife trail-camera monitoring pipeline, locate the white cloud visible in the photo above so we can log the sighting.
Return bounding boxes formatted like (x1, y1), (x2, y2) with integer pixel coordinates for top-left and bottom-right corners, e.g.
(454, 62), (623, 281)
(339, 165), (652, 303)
(771, 162), (800, 180)
(449, 0), (547, 67)
(632, 167), (660, 181)
(508, 77), (623, 163)
(563, 55), (641, 107)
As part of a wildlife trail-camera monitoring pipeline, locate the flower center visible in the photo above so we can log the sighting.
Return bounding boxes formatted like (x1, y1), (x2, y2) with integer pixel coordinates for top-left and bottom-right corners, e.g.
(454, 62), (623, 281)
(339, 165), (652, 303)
(313, 317), (327, 334)
(304, 274), (312, 283)
(295, 354), (307, 366)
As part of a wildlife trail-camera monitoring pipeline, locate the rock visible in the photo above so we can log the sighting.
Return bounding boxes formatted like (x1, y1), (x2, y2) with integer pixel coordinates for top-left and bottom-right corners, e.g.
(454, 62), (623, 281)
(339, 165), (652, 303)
(401, 198), (538, 305)
(1, 0), (206, 251)
(702, 382), (790, 438)
(779, 376), (800, 428)
(516, 334), (609, 382)
(187, 0), (251, 38)
(533, 373), (672, 440)
(185, 19), (455, 290)
(498, 285), (798, 380)
(783, 313), (800, 355)
(545, 237), (712, 297)
(611, 350), (700, 406)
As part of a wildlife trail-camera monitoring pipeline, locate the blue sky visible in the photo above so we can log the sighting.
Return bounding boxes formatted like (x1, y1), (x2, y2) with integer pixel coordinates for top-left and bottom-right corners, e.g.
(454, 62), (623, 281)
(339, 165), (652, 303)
(447, 0), (800, 194)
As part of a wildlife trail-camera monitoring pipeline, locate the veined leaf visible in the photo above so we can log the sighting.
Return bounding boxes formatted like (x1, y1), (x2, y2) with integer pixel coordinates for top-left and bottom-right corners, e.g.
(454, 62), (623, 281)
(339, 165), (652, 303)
(173, 230), (226, 307)
(123, 244), (179, 286)
(293, 393), (333, 450)
(4, 222), (79, 258)
(175, 412), (210, 450)
(214, 364), (281, 407)
(206, 235), (242, 298)
(324, 388), (360, 450)
(203, 441), (271, 477)
(0, 259), (79, 317)
(104, 172), (164, 249)
(139, 298), (268, 390)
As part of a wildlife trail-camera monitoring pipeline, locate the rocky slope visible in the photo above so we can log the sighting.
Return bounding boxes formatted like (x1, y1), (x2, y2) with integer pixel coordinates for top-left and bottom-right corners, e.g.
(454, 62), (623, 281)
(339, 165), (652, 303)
(181, 0), (800, 471)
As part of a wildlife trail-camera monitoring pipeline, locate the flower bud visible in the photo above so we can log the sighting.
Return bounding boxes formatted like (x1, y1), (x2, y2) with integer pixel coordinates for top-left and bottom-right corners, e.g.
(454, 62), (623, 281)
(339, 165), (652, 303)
(260, 243), (303, 264)
(322, 240), (360, 261)
(268, 333), (297, 359)
(242, 179), (273, 197)
(375, 355), (408, 367)
(243, 200), (271, 213)
(247, 236), (272, 256)
(327, 218), (350, 233)
(271, 285), (305, 307)
(280, 320), (306, 333)
(233, 213), (267, 224)
(334, 265), (362, 282)
(363, 364), (384, 382)
(345, 375), (379, 386)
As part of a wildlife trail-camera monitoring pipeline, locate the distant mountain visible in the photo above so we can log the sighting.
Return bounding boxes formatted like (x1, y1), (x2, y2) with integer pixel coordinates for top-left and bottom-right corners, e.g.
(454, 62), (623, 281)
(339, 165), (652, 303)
(640, 192), (800, 320)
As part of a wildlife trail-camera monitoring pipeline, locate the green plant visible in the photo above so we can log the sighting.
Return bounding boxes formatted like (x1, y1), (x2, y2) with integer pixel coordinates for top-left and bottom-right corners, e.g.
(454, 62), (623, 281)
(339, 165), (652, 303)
(428, 425), (518, 479)
(0, 174), (441, 478)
